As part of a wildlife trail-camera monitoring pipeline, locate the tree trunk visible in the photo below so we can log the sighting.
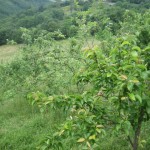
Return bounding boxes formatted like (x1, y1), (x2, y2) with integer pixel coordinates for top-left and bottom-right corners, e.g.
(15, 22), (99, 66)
(132, 107), (144, 150)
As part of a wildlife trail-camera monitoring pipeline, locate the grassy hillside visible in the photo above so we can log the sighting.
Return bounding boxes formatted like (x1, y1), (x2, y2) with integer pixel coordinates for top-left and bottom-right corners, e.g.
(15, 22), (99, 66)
(0, 0), (69, 45)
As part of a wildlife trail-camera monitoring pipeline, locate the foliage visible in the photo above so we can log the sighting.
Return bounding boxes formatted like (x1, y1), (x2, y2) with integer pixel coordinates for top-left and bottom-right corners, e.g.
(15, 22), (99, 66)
(0, 0), (150, 150)
(0, 0), (149, 45)
(0, 0), (49, 19)
(26, 6), (150, 150)
(0, 28), (84, 103)
(29, 35), (150, 149)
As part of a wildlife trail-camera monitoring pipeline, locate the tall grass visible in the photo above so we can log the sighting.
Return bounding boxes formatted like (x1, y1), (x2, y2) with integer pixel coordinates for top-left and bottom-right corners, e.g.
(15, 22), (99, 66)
(0, 98), (67, 150)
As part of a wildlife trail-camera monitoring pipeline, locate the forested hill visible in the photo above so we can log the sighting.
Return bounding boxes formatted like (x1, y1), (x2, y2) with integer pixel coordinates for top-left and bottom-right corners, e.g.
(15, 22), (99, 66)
(0, 0), (149, 45)
(108, 0), (149, 3)
(0, 0), (50, 19)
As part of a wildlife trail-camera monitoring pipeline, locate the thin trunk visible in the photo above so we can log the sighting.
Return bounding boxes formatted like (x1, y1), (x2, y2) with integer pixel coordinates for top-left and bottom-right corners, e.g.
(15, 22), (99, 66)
(132, 107), (144, 150)
(128, 136), (133, 148)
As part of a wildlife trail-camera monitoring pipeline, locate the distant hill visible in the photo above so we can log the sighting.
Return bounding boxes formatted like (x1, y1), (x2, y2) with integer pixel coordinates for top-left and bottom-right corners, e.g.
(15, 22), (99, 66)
(0, 0), (149, 45)
(0, 0), (51, 19)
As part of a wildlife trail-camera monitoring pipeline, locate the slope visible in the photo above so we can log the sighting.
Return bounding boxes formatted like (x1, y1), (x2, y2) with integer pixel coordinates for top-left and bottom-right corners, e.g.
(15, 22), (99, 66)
(0, 0), (50, 19)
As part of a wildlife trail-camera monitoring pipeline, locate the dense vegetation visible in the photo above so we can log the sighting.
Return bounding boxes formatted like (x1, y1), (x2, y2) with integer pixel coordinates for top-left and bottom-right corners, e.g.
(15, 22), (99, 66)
(0, 0), (150, 45)
(0, 0), (150, 150)
(0, 0), (50, 18)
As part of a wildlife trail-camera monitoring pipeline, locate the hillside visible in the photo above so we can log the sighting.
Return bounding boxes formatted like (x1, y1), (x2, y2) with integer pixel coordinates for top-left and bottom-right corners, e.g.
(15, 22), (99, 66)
(0, 1), (150, 149)
(0, 0), (50, 19)
(0, 0), (150, 46)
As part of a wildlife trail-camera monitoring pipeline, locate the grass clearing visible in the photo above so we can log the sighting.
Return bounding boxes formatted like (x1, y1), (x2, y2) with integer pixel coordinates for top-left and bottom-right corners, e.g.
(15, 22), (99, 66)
(0, 45), (21, 63)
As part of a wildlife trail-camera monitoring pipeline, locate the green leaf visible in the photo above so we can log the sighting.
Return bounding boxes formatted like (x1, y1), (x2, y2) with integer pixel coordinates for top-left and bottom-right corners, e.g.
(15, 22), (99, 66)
(41, 145), (47, 150)
(135, 94), (142, 103)
(128, 93), (136, 101)
(129, 79), (139, 84)
(96, 128), (101, 133)
(137, 64), (146, 70)
(121, 41), (130, 47)
(46, 139), (50, 145)
(96, 125), (104, 128)
(89, 135), (96, 140)
(40, 108), (45, 113)
(141, 71), (150, 79)
(31, 100), (35, 105)
(124, 121), (131, 135)
(116, 124), (121, 131)
(122, 65), (133, 70)
(107, 73), (112, 77)
(132, 46), (141, 51)
(120, 75), (128, 80)
(44, 101), (51, 105)
(131, 51), (138, 57)
(127, 82), (134, 92)
(77, 138), (85, 143)
(121, 97), (127, 100)
(86, 141), (91, 148)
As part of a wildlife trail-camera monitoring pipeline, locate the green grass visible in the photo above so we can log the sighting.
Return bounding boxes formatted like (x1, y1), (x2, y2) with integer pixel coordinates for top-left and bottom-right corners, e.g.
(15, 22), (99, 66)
(0, 98), (65, 150)
(0, 98), (150, 150)
(0, 45), (21, 63)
